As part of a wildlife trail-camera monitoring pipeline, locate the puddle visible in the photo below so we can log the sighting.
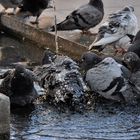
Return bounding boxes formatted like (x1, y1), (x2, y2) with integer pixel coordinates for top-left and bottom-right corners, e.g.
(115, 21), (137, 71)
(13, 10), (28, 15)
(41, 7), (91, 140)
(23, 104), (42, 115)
(10, 102), (140, 140)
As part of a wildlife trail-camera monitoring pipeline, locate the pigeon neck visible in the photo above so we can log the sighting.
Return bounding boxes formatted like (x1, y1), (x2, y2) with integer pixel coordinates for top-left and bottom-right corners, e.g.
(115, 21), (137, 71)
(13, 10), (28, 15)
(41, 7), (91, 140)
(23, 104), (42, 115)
(89, 0), (104, 13)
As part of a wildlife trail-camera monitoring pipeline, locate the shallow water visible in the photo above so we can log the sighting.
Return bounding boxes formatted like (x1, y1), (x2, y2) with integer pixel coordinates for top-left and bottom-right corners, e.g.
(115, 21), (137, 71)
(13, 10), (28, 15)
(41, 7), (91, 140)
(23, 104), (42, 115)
(0, 34), (140, 140)
(10, 102), (140, 140)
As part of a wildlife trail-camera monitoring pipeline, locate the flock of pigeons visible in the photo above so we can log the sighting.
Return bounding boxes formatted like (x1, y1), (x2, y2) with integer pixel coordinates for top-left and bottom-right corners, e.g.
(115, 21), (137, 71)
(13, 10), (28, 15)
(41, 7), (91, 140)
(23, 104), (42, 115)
(0, 0), (140, 110)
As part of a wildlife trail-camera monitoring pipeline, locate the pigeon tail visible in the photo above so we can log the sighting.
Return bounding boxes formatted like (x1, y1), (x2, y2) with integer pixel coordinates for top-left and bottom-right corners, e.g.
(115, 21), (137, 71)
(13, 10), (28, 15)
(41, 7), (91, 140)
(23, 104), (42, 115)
(89, 35), (122, 50)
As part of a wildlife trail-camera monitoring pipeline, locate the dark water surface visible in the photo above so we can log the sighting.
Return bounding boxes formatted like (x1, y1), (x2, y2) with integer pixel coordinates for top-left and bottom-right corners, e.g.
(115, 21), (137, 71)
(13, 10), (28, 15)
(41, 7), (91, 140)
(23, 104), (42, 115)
(0, 34), (140, 140)
(10, 102), (140, 140)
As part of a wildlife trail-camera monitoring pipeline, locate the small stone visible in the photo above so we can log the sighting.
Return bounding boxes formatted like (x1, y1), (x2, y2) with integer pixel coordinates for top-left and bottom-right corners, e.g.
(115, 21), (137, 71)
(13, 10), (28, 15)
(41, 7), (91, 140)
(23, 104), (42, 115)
(0, 93), (10, 139)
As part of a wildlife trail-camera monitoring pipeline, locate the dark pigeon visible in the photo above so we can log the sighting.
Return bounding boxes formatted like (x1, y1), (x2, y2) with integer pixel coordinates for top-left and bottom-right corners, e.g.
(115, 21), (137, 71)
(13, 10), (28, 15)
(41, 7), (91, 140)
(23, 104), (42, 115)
(41, 50), (56, 65)
(127, 30), (140, 58)
(0, 65), (39, 106)
(122, 52), (140, 103)
(50, 0), (104, 33)
(89, 6), (138, 53)
(34, 55), (88, 111)
(19, 0), (49, 24)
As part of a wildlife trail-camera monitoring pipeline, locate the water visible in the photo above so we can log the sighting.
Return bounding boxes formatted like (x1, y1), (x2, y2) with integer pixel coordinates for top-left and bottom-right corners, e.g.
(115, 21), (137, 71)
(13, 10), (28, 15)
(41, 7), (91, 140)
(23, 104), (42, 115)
(10, 102), (140, 140)
(0, 34), (140, 140)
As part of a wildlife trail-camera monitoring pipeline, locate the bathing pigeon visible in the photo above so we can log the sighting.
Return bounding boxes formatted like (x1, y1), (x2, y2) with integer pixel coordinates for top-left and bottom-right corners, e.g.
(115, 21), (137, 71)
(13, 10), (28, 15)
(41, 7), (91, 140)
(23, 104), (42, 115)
(0, 0), (22, 14)
(0, 65), (39, 106)
(127, 30), (140, 58)
(19, 0), (49, 24)
(86, 57), (131, 102)
(34, 55), (88, 110)
(50, 0), (104, 33)
(89, 6), (138, 54)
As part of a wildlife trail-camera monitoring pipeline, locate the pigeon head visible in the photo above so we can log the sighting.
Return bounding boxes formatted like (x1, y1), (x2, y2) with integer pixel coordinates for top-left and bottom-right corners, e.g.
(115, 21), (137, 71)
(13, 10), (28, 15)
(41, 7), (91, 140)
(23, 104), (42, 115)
(80, 52), (102, 71)
(123, 52), (140, 72)
(42, 50), (56, 65)
(122, 6), (134, 12)
(14, 65), (25, 76)
(89, 0), (104, 13)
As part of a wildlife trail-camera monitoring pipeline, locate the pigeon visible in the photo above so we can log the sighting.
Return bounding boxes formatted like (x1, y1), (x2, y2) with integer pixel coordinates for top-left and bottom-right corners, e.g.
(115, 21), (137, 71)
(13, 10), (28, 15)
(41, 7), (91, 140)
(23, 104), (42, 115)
(0, 0), (22, 14)
(127, 30), (140, 58)
(123, 52), (140, 72)
(122, 52), (140, 102)
(0, 65), (39, 106)
(85, 57), (132, 102)
(89, 6), (138, 54)
(50, 0), (104, 33)
(34, 54), (88, 110)
(19, 0), (49, 24)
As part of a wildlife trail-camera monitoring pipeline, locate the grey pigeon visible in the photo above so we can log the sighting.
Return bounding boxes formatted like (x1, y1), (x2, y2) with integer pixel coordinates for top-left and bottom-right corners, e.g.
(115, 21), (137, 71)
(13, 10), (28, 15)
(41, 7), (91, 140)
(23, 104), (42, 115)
(0, 0), (22, 14)
(0, 65), (38, 106)
(89, 6), (138, 53)
(127, 30), (140, 58)
(86, 57), (131, 102)
(50, 0), (104, 33)
(34, 55), (88, 110)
